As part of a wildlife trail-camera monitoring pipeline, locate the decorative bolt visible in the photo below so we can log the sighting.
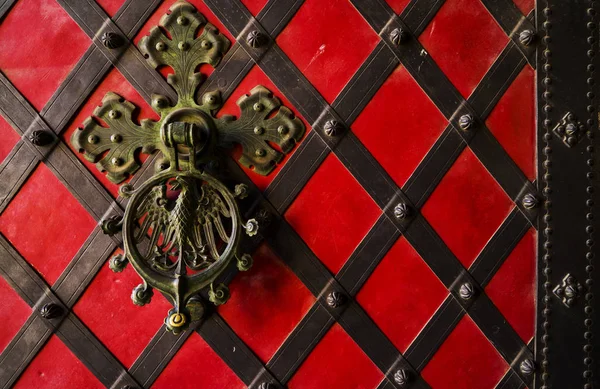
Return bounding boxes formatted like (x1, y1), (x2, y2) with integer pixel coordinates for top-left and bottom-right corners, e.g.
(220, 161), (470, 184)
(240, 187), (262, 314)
(278, 125), (288, 135)
(394, 203), (410, 220)
(29, 130), (53, 146)
(101, 215), (122, 236)
(393, 369), (410, 387)
(155, 41), (167, 51)
(208, 283), (230, 306)
(40, 303), (62, 319)
(326, 291), (346, 308)
(458, 114), (475, 131)
(108, 110), (120, 119)
(132, 284), (153, 306)
(88, 134), (99, 144)
(253, 102), (264, 112)
(324, 120), (342, 137)
(459, 282), (475, 300)
(389, 28), (407, 45)
(110, 134), (122, 143)
(522, 193), (539, 209)
(178, 41), (190, 51)
(176, 16), (189, 25)
(519, 359), (535, 375)
(101, 32), (124, 49)
(111, 157), (123, 166)
(200, 39), (212, 49)
(519, 30), (535, 46)
(254, 126), (265, 135)
(245, 219), (259, 236)
(152, 95), (168, 109)
(256, 208), (272, 227)
(237, 254), (253, 271)
(109, 253), (128, 273)
(234, 183), (249, 199)
(246, 30), (267, 48)
(256, 148), (266, 157)
(202, 91), (221, 108)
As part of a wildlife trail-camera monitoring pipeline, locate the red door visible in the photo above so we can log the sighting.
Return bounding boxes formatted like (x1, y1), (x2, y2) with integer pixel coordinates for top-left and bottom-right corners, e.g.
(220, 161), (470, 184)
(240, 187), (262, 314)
(0, 0), (596, 388)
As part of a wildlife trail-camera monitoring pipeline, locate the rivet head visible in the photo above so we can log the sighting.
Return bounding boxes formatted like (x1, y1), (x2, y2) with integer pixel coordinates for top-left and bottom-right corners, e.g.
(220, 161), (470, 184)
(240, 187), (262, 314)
(519, 29), (536, 46)
(112, 157), (123, 166)
(459, 282), (475, 300)
(108, 110), (120, 119)
(393, 369), (410, 387)
(155, 41), (167, 51)
(88, 134), (99, 144)
(326, 291), (346, 308)
(278, 125), (288, 135)
(177, 16), (188, 25)
(389, 28), (407, 45)
(520, 359), (535, 375)
(256, 148), (266, 157)
(394, 203), (410, 220)
(254, 126), (265, 135)
(202, 92), (220, 107)
(101, 32), (124, 49)
(246, 30), (267, 48)
(29, 130), (52, 146)
(110, 134), (122, 143)
(178, 41), (189, 51)
(253, 102), (264, 112)
(40, 303), (62, 319)
(200, 39), (212, 49)
(522, 193), (539, 209)
(152, 95), (168, 109)
(458, 114), (475, 131)
(324, 120), (342, 137)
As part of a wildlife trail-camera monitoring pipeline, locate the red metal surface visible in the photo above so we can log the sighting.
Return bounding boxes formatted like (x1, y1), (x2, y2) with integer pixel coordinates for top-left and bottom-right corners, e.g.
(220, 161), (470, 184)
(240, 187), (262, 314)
(357, 236), (448, 352)
(513, 0), (535, 15)
(422, 148), (514, 268)
(285, 153), (381, 274)
(73, 249), (172, 368)
(152, 332), (245, 389)
(288, 323), (383, 389)
(218, 243), (315, 363)
(353, 65), (448, 188)
(0, 0), (90, 111)
(419, 0), (508, 99)
(96, 0), (126, 17)
(0, 275), (31, 354)
(0, 115), (20, 165)
(217, 65), (311, 191)
(241, 0), (268, 16)
(486, 65), (536, 181)
(277, 0), (379, 103)
(486, 228), (537, 343)
(385, 0), (412, 14)
(0, 164), (96, 286)
(13, 335), (105, 389)
(421, 316), (509, 389)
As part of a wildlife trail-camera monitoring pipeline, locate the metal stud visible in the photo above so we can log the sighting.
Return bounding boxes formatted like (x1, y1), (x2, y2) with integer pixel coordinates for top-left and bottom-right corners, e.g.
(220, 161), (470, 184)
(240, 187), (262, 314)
(246, 30), (267, 48)
(40, 303), (62, 319)
(522, 193), (539, 209)
(326, 291), (346, 308)
(324, 120), (342, 137)
(520, 359), (535, 375)
(389, 28), (407, 45)
(394, 203), (410, 220)
(155, 41), (167, 51)
(458, 114), (475, 131)
(29, 130), (53, 146)
(519, 29), (536, 46)
(459, 282), (475, 300)
(393, 369), (410, 387)
(101, 32), (124, 49)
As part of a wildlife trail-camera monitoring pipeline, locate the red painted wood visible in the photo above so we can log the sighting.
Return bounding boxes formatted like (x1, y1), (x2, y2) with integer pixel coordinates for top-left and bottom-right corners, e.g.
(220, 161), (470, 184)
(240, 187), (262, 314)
(96, 0), (125, 17)
(0, 0), (90, 111)
(486, 66), (536, 181)
(63, 68), (158, 198)
(152, 332), (245, 389)
(357, 237), (448, 352)
(513, 0), (535, 15)
(14, 335), (104, 389)
(419, 0), (508, 99)
(486, 228), (537, 343)
(217, 65), (311, 191)
(421, 315), (509, 389)
(0, 276), (31, 354)
(288, 323), (383, 389)
(218, 243), (315, 363)
(385, 0), (412, 14)
(276, 0), (379, 103)
(0, 164), (96, 286)
(353, 65), (448, 188)
(241, 0), (268, 16)
(285, 153), (381, 274)
(73, 249), (172, 368)
(0, 115), (20, 165)
(422, 148), (514, 268)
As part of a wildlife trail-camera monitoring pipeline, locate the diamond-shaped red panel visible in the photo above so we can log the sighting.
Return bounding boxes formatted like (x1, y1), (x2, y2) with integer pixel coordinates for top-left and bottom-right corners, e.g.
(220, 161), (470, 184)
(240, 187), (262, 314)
(0, 0), (90, 111)
(486, 66), (536, 181)
(64, 68), (159, 198)
(513, 0), (535, 15)
(152, 332), (245, 389)
(385, 0), (412, 14)
(276, 0), (379, 103)
(486, 228), (536, 343)
(217, 65), (311, 191)
(421, 315), (509, 389)
(241, 0), (268, 16)
(13, 335), (104, 389)
(73, 249), (171, 368)
(0, 164), (96, 285)
(353, 65), (448, 188)
(285, 153), (381, 274)
(96, 0), (125, 17)
(422, 148), (513, 268)
(218, 243), (315, 363)
(419, 0), (508, 99)
(288, 323), (383, 389)
(0, 276), (31, 354)
(357, 237), (448, 352)
(0, 115), (20, 165)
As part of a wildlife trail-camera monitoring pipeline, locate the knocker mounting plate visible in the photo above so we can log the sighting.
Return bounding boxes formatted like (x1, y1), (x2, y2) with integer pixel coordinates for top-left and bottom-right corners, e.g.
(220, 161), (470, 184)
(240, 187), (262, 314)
(71, 0), (305, 333)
